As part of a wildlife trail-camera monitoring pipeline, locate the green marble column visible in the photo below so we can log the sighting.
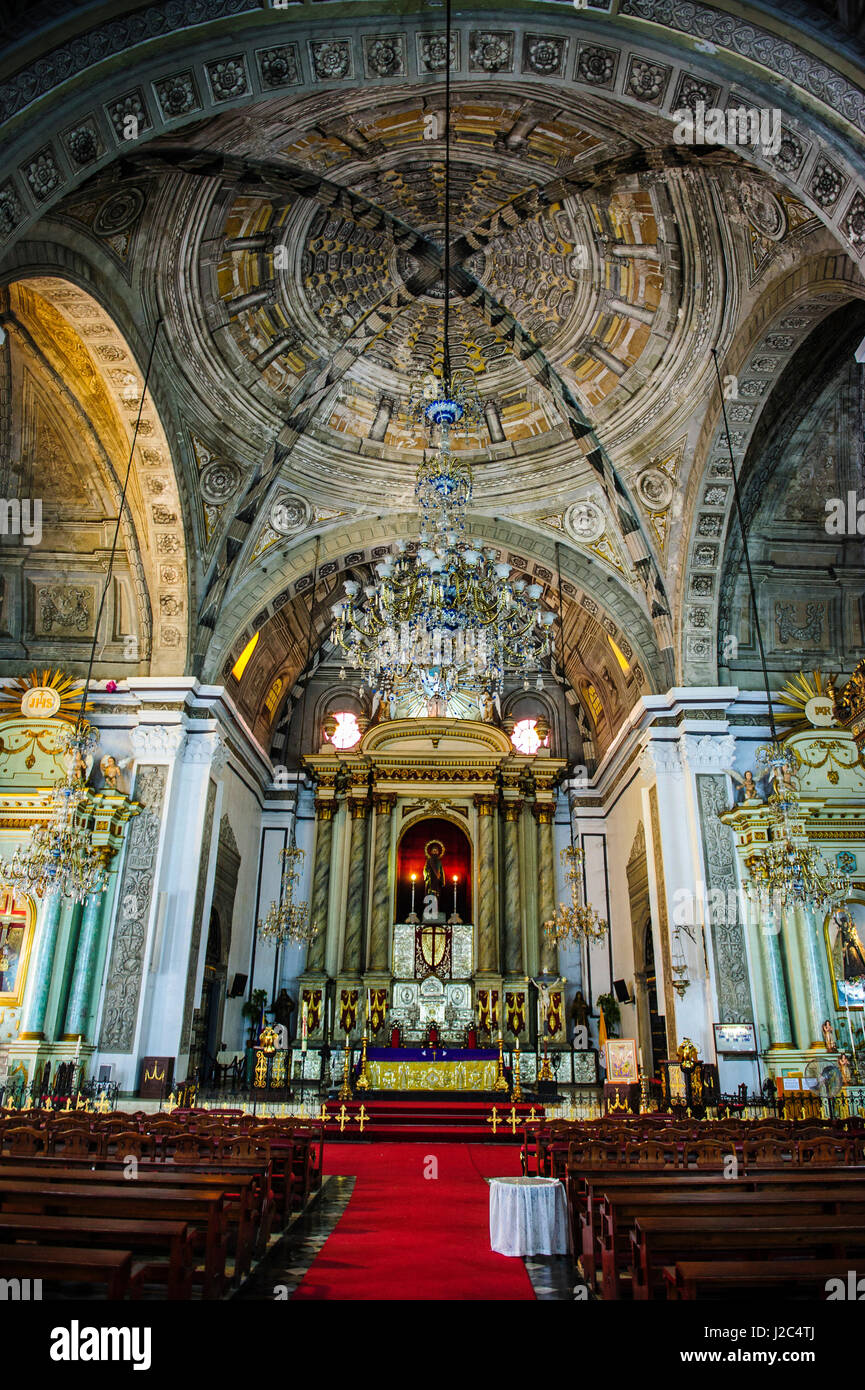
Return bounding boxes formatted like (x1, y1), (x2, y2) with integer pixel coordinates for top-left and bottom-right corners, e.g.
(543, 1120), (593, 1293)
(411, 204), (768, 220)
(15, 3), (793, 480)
(342, 800), (369, 974)
(502, 800), (523, 975)
(796, 904), (834, 1046)
(535, 802), (558, 975)
(475, 795), (498, 973)
(62, 890), (105, 1039)
(19, 894), (63, 1039)
(306, 799), (335, 972)
(368, 794), (395, 971)
(757, 915), (793, 1046)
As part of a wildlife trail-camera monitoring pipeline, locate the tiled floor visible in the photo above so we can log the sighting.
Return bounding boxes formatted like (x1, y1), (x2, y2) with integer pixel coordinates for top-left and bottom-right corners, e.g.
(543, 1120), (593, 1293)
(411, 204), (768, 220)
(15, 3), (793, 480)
(233, 1175), (355, 1300)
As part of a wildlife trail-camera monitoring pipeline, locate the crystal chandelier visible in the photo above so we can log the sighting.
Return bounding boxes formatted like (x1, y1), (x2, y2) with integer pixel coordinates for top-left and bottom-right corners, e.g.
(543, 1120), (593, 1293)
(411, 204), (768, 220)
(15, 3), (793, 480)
(257, 838), (321, 947)
(543, 842), (609, 947)
(0, 722), (108, 904)
(331, 431), (556, 706)
(742, 741), (851, 914)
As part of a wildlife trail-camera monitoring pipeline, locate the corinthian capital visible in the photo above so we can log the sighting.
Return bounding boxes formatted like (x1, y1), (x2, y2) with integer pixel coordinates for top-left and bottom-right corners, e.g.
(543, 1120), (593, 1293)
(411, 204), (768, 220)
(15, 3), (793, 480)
(130, 723), (186, 761)
(639, 739), (684, 782)
(682, 732), (737, 774)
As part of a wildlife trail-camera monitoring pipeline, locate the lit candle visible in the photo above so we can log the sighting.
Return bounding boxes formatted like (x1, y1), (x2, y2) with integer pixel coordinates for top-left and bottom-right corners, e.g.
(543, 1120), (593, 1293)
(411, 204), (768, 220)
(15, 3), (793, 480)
(638, 1047), (644, 1070)
(410, 873), (417, 917)
(452, 874), (458, 917)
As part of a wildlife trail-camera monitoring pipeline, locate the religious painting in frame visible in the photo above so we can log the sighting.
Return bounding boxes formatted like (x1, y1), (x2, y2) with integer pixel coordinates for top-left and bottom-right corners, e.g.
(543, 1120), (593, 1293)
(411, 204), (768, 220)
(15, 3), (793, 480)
(825, 897), (865, 1010)
(604, 1038), (638, 1084)
(0, 888), (35, 1009)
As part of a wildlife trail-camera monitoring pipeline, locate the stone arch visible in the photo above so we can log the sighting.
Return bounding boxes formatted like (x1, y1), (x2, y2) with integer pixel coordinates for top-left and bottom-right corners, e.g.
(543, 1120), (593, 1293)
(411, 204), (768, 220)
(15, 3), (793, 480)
(0, 273), (191, 674)
(2, 5), (865, 264)
(678, 252), (865, 684)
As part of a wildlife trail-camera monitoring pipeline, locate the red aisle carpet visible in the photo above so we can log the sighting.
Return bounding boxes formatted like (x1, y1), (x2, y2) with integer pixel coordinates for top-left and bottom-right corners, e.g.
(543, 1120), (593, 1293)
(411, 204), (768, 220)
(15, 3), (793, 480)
(292, 1142), (536, 1301)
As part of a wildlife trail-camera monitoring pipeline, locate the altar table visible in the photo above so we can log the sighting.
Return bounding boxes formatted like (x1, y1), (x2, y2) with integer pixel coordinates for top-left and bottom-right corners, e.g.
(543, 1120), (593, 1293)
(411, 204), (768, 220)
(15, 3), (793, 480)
(489, 1177), (571, 1257)
(363, 1047), (500, 1092)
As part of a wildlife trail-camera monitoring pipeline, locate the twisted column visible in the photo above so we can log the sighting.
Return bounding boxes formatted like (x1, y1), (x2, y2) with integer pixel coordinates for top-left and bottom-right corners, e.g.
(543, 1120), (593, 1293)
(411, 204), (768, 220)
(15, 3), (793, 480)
(306, 798), (335, 972)
(475, 795), (498, 973)
(342, 800), (369, 974)
(19, 894), (63, 1039)
(502, 800), (523, 975)
(368, 793), (396, 971)
(63, 888), (106, 1039)
(534, 802), (558, 974)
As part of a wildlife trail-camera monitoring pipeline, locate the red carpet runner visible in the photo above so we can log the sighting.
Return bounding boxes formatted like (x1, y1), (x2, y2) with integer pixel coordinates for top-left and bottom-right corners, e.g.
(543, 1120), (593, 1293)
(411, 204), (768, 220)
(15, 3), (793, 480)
(292, 1142), (536, 1300)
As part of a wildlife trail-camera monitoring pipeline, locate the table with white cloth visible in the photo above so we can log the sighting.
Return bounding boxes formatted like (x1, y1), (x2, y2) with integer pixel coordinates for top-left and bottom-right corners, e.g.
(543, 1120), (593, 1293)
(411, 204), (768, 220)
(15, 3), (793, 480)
(489, 1176), (571, 1257)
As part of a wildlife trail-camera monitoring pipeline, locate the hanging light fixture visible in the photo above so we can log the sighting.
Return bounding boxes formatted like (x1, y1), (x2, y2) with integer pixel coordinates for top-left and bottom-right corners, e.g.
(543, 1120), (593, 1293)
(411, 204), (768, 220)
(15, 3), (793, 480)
(256, 539), (322, 950)
(711, 350), (851, 918)
(542, 542), (608, 948)
(330, 4), (555, 710)
(331, 431), (556, 707)
(0, 321), (165, 902)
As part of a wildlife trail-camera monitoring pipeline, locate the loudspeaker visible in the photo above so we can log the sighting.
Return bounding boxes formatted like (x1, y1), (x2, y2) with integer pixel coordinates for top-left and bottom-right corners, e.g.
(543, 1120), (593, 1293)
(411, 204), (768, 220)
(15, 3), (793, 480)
(613, 978), (633, 1004)
(228, 973), (248, 998)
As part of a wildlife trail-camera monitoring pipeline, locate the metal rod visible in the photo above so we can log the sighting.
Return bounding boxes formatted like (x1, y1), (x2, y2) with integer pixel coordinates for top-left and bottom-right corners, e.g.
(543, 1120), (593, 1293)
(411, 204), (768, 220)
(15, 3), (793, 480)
(711, 348), (777, 742)
(443, 0), (452, 386)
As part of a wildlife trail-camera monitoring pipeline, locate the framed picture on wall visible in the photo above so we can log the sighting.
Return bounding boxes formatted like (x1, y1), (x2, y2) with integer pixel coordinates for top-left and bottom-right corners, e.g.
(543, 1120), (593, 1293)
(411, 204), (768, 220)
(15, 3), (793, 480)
(713, 1022), (757, 1054)
(604, 1038), (639, 1084)
(0, 889), (35, 1009)
(825, 897), (865, 1010)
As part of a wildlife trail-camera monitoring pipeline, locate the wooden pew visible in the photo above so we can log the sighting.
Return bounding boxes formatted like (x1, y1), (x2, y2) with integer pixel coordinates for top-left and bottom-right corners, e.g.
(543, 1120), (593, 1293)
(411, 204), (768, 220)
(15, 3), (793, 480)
(0, 1212), (193, 1299)
(632, 1214), (865, 1299)
(664, 1258), (861, 1300)
(0, 1179), (227, 1299)
(0, 1243), (133, 1299)
(599, 1190), (865, 1299)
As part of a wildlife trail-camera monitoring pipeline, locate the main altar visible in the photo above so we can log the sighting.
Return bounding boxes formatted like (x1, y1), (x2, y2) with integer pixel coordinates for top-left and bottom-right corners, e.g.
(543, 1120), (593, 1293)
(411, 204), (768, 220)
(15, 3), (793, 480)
(297, 716), (570, 1086)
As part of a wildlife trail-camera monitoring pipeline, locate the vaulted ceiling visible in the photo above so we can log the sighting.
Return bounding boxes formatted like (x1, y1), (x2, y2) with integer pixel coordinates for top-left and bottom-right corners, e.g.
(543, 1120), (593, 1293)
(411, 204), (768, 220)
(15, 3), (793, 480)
(1, 1), (864, 756)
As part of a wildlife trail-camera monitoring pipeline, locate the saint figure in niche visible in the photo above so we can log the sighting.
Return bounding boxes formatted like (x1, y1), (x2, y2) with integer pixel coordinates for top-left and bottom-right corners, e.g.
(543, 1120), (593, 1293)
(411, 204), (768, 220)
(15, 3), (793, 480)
(838, 909), (865, 980)
(423, 839), (446, 901)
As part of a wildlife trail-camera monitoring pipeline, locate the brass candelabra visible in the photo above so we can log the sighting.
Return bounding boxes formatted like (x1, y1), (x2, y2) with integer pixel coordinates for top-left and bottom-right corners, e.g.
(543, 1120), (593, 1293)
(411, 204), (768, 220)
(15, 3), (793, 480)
(356, 1033), (371, 1091)
(338, 1032), (352, 1101)
(494, 1034), (509, 1092)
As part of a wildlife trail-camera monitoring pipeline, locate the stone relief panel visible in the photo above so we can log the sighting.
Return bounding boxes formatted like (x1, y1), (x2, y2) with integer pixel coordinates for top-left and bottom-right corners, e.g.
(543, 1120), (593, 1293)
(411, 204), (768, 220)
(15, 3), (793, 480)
(98, 763), (167, 1053)
(696, 773), (754, 1025)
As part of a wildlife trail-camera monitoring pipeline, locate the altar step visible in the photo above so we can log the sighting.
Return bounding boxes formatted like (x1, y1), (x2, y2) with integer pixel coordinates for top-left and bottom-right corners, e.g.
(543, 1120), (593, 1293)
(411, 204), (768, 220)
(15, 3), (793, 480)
(321, 1096), (546, 1142)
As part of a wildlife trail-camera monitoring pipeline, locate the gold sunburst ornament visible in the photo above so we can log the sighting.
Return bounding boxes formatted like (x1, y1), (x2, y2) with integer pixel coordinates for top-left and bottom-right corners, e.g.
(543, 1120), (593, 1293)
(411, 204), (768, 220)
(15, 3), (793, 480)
(774, 669), (838, 735)
(0, 669), (90, 723)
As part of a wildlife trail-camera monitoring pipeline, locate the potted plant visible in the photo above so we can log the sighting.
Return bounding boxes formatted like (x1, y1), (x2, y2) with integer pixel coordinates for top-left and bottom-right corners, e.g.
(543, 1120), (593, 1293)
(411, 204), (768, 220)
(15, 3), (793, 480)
(595, 991), (621, 1037)
(241, 988), (269, 1045)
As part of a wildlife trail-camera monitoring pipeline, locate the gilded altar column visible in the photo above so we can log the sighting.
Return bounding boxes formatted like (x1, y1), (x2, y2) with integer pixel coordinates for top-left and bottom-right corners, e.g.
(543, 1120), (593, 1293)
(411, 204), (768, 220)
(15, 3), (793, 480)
(502, 800), (524, 974)
(368, 793), (396, 971)
(534, 802), (558, 974)
(306, 797), (336, 972)
(342, 800), (370, 974)
(475, 795), (499, 973)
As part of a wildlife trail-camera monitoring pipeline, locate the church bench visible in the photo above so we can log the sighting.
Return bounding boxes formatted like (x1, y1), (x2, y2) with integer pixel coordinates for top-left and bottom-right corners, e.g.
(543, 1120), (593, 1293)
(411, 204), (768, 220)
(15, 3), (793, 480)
(0, 1212), (194, 1299)
(0, 1241), (134, 1299)
(573, 1173), (865, 1291)
(664, 1258), (861, 1300)
(631, 1214), (865, 1300)
(600, 1189), (865, 1295)
(0, 1179), (228, 1299)
(0, 1160), (265, 1270)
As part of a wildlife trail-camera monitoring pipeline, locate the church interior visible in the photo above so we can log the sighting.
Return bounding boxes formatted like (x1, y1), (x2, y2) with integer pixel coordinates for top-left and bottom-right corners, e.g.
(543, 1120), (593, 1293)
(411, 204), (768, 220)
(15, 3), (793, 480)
(2, 0), (865, 1324)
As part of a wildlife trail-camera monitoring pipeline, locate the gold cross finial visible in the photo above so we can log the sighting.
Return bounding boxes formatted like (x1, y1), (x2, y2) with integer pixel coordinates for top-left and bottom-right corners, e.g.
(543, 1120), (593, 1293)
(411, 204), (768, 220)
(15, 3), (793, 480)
(355, 1104), (369, 1133)
(337, 1104), (350, 1133)
(506, 1105), (519, 1135)
(486, 1107), (501, 1134)
(319, 1104), (330, 1123)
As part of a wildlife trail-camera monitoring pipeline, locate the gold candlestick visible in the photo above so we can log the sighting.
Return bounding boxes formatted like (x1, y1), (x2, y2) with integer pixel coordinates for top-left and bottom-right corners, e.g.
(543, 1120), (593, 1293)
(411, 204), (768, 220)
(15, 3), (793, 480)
(494, 1032), (509, 1092)
(512, 1036), (523, 1101)
(338, 1032), (352, 1101)
(356, 1033), (371, 1091)
(538, 1033), (553, 1081)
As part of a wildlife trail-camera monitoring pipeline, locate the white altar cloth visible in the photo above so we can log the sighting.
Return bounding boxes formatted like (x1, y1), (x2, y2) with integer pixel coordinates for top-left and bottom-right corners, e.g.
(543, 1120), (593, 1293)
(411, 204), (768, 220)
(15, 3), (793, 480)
(489, 1176), (571, 1257)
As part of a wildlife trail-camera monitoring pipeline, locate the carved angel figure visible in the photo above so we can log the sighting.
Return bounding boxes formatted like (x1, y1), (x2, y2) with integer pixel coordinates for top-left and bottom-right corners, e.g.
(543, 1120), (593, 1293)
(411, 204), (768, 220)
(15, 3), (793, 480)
(100, 753), (132, 792)
(724, 767), (764, 804)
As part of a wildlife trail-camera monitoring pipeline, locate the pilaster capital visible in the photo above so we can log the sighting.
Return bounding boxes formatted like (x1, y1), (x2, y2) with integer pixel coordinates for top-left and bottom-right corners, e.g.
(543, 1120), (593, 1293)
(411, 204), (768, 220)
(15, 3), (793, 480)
(314, 797), (337, 822)
(682, 733), (737, 774)
(130, 723), (186, 762)
(349, 798), (369, 820)
(373, 792), (397, 816)
(474, 794), (498, 816)
(532, 802), (555, 824)
(182, 729), (226, 773)
(639, 739), (684, 783)
(502, 799), (524, 822)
